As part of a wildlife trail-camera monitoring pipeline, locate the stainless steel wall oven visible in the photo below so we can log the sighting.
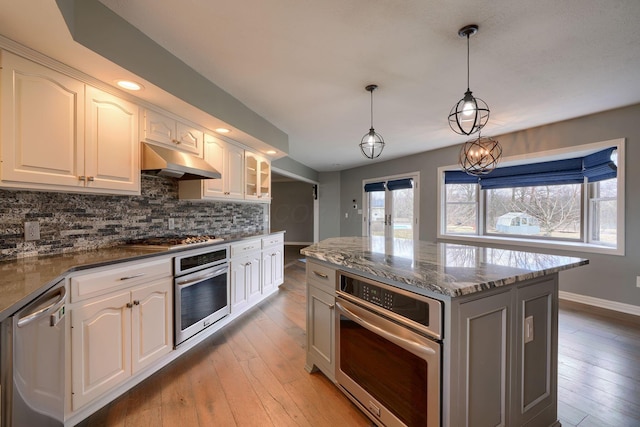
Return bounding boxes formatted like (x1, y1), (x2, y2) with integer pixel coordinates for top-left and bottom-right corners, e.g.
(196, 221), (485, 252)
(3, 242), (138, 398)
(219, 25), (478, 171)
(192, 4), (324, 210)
(174, 246), (229, 347)
(336, 271), (443, 427)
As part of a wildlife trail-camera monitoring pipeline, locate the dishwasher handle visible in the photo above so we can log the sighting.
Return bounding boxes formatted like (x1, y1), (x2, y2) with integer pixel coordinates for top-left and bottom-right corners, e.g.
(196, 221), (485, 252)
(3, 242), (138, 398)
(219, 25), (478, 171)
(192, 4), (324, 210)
(17, 284), (66, 328)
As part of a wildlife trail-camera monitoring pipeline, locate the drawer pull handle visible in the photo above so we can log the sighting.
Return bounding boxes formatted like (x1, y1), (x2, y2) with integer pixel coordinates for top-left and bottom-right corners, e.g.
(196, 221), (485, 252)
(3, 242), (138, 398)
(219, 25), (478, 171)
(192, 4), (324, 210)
(244, 262), (252, 267)
(133, 300), (140, 306)
(126, 302), (133, 309)
(120, 273), (145, 281)
(313, 271), (328, 279)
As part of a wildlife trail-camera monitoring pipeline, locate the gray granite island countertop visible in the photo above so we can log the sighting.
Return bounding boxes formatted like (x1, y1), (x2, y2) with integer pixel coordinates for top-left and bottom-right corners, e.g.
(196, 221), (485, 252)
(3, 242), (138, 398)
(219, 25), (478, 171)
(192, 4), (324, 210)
(300, 237), (589, 298)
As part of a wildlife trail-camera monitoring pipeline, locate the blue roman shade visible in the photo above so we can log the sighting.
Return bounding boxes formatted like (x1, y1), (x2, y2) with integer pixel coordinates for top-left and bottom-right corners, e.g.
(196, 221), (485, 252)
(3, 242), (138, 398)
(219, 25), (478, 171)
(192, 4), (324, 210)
(364, 181), (386, 192)
(444, 147), (617, 189)
(583, 147), (617, 182)
(386, 178), (413, 191)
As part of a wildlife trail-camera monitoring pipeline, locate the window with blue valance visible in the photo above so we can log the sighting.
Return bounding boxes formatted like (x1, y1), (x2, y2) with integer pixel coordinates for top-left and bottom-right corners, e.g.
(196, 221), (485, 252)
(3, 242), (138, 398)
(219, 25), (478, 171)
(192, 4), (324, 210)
(364, 181), (386, 192)
(444, 147), (617, 189)
(364, 178), (414, 192)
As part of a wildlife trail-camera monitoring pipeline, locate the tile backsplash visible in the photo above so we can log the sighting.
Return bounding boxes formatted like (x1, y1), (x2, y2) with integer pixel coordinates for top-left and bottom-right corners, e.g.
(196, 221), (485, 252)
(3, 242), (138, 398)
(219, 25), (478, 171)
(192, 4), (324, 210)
(0, 175), (268, 261)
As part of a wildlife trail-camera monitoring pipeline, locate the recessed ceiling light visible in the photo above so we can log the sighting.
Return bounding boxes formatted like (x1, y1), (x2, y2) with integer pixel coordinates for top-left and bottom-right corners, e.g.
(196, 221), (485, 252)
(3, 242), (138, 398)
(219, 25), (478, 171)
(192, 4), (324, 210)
(116, 80), (143, 91)
(215, 128), (230, 134)
(266, 150), (277, 155)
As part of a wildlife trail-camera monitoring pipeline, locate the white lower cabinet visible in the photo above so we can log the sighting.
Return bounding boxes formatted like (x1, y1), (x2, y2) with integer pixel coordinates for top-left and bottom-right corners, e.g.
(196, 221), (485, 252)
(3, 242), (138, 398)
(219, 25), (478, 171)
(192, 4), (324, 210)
(230, 251), (261, 314)
(70, 276), (172, 410)
(262, 234), (284, 295)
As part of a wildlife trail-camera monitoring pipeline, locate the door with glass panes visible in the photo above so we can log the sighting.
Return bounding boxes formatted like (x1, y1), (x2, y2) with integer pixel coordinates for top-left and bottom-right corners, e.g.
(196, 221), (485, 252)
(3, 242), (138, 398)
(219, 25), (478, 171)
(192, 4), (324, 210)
(364, 174), (418, 240)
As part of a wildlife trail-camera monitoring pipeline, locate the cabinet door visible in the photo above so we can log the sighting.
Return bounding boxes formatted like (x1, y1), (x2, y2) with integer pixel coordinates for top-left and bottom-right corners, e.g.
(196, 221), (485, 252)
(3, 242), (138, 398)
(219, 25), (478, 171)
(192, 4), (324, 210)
(259, 157), (271, 199)
(306, 284), (335, 380)
(226, 143), (245, 199)
(85, 86), (140, 194)
(246, 253), (262, 304)
(131, 279), (173, 373)
(230, 258), (249, 313)
(1, 51), (85, 188)
(263, 246), (284, 294)
(455, 291), (512, 427)
(245, 152), (259, 199)
(144, 109), (176, 146)
(175, 121), (204, 156)
(202, 134), (226, 198)
(71, 291), (132, 410)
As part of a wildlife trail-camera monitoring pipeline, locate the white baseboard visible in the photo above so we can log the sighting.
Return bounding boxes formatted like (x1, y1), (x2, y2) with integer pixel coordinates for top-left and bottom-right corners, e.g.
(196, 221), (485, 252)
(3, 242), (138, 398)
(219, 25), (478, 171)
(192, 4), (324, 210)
(285, 241), (313, 246)
(559, 291), (640, 317)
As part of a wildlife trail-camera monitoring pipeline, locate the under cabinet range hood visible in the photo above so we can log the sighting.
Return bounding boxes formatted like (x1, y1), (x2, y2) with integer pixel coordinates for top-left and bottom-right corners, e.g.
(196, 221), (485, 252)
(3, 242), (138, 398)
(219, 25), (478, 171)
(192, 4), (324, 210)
(141, 143), (221, 180)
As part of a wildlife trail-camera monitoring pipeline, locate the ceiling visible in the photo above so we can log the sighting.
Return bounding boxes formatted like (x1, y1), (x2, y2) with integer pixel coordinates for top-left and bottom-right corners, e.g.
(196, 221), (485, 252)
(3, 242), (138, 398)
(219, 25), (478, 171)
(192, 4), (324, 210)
(2, 1), (640, 172)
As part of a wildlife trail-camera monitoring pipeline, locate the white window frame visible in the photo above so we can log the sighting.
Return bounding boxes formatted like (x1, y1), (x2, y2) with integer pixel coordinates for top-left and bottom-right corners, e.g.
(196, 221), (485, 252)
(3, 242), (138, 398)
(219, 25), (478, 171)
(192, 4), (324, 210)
(437, 138), (625, 256)
(362, 171), (420, 240)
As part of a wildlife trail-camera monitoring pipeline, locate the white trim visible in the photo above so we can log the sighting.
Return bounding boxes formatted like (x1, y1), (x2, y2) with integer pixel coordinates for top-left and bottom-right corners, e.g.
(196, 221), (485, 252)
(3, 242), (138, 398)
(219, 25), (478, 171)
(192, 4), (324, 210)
(362, 171), (420, 240)
(438, 138), (625, 256)
(559, 291), (640, 317)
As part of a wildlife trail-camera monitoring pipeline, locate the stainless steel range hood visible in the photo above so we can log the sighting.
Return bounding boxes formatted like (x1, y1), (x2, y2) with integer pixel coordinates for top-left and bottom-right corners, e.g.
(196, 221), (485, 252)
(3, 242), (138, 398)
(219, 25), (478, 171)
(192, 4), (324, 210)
(141, 143), (221, 180)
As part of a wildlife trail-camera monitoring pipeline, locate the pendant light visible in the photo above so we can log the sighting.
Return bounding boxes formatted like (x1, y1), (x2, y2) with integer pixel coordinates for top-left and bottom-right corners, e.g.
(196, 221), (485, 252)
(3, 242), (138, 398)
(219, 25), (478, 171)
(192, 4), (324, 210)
(448, 24), (490, 136)
(359, 84), (385, 159)
(459, 132), (502, 176)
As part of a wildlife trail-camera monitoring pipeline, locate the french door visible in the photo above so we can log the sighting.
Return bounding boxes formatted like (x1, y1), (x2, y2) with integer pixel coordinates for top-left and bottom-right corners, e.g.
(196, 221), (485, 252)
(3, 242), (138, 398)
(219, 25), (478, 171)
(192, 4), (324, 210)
(364, 173), (419, 240)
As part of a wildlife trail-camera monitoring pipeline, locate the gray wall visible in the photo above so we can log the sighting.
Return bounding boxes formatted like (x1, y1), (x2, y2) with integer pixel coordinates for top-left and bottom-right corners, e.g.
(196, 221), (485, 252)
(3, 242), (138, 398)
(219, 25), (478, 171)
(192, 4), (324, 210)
(319, 171), (341, 240)
(271, 181), (314, 244)
(0, 175), (268, 261)
(272, 156), (319, 183)
(332, 104), (640, 308)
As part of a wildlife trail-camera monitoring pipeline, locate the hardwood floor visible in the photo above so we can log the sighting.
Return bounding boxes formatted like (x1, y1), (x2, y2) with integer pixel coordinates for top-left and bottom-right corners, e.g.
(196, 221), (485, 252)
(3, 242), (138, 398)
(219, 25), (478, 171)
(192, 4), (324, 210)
(557, 300), (640, 427)
(76, 262), (640, 427)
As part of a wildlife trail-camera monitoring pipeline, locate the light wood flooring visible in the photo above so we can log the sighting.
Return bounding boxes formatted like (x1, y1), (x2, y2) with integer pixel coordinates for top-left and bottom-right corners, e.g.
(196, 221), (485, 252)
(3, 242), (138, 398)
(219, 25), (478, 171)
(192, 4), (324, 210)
(76, 262), (640, 427)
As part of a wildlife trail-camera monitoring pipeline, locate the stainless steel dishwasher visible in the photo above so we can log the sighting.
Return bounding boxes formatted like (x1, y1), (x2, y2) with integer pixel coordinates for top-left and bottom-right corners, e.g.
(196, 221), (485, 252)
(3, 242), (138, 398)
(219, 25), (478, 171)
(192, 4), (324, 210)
(1, 279), (67, 427)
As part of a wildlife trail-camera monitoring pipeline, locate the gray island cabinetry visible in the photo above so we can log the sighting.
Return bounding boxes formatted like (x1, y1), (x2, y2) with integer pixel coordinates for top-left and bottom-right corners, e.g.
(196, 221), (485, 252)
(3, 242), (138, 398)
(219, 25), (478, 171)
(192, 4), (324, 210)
(302, 237), (588, 427)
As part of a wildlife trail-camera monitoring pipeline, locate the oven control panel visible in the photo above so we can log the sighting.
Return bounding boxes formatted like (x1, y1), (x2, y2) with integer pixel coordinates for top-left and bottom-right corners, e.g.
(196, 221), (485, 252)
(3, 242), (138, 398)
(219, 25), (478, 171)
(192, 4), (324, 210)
(361, 283), (394, 310)
(338, 271), (443, 339)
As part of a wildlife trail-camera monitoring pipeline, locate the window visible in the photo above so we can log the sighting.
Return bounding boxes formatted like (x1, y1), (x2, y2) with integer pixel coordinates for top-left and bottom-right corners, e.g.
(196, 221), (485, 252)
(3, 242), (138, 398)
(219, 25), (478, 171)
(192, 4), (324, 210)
(363, 173), (419, 241)
(438, 139), (625, 255)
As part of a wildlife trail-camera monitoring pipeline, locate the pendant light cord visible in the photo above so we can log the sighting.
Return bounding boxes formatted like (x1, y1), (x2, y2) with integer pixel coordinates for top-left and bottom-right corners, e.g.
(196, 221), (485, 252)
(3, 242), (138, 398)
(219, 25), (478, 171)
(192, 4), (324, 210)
(370, 89), (374, 129)
(466, 33), (470, 91)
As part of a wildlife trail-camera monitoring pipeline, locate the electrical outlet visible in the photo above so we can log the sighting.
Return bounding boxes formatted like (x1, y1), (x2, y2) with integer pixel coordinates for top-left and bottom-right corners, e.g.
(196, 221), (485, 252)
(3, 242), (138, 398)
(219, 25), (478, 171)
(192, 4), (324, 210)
(168, 218), (175, 230)
(524, 315), (534, 344)
(24, 221), (40, 241)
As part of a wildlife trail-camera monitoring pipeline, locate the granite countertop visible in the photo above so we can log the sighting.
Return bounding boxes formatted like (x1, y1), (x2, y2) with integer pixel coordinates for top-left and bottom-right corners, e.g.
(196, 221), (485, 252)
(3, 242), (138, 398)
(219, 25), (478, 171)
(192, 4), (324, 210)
(301, 236), (589, 298)
(0, 231), (284, 321)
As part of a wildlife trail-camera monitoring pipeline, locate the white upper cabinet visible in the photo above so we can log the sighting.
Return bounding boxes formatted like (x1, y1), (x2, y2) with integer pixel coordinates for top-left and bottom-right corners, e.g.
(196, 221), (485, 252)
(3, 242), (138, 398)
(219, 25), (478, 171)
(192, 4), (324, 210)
(179, 133), (245, 201)
(85, 86), (140, 193)
(244, 151), (271, 201)
(0, 51), (140, 195)
(143, 109), (204, 156)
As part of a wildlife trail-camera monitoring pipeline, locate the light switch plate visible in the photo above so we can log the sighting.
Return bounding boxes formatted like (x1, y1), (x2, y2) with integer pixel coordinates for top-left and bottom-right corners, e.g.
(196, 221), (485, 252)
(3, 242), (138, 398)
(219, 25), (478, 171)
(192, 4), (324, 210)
(24, 221), (40, 241)
(524, 315), (534, 344)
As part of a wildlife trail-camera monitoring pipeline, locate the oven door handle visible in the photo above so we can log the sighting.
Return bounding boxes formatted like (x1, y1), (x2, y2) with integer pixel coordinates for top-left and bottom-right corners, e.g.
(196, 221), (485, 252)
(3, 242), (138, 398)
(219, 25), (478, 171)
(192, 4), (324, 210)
(176, 267), (228, 288)
(335, 300), (436, 359)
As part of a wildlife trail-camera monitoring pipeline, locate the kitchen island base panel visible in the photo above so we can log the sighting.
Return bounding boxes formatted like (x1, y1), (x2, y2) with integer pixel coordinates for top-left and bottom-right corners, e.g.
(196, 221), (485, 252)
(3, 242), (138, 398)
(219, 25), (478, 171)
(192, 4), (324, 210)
(302, 239), (582, 427)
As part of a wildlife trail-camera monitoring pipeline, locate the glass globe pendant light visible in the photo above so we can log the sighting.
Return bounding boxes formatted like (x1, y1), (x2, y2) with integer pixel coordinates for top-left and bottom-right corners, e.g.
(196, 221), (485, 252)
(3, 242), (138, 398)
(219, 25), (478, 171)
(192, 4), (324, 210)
(359, 84), (385, 159)
(458, 132), (502, 176)
(448, 24), (490, 136)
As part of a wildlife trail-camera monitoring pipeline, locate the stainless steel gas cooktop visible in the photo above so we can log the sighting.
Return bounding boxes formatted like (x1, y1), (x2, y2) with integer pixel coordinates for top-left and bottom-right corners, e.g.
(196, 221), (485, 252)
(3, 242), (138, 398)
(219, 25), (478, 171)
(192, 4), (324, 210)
(127, 235), (224, 250)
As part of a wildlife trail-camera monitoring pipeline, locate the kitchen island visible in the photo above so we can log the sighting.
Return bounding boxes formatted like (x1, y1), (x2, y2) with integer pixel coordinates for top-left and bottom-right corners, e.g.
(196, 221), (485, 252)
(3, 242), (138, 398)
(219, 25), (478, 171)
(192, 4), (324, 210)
(302, 237), (588, 427)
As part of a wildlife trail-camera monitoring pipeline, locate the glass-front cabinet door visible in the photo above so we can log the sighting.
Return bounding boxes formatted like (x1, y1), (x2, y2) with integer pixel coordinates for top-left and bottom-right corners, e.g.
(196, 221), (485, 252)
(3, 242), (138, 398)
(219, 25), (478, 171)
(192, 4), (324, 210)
(245, 151), (271, 201)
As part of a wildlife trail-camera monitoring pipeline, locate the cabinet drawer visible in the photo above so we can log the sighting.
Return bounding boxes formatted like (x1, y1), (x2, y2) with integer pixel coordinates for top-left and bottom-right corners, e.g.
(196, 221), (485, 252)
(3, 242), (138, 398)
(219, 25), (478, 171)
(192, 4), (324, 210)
(306, 261), (336, 293)
(262, 233), (284, 248)
(231, 239), (262, 257)
(70, 258), (172, 303)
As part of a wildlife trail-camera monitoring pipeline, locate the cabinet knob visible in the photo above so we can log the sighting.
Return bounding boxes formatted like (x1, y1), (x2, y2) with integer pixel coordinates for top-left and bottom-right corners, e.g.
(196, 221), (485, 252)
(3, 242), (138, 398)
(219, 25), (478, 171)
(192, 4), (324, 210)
(133, 300), (140, 306)
(244, 261), (252, 266)
(87, 176), (95, 182)
(78, 176), (86, 181)
(126, 302), (133, 308)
